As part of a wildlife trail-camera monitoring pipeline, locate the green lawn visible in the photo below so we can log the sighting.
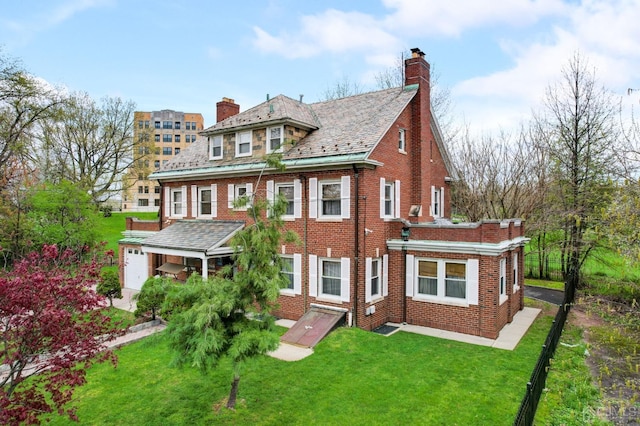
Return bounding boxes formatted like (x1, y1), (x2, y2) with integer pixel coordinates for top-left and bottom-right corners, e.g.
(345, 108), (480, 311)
(97, 211), (158, 253)
(47, 310), (553, 426)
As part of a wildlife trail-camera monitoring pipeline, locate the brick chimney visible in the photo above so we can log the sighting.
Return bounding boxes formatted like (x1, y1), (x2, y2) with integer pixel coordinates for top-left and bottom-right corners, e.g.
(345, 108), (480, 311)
(404, 48), (432, 221)
(216, 97), (239, 122)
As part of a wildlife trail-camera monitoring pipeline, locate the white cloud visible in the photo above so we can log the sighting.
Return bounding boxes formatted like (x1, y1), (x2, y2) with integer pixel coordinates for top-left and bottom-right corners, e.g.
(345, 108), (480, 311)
(381, 0), (568, 36)
(252, 9), (400, 59)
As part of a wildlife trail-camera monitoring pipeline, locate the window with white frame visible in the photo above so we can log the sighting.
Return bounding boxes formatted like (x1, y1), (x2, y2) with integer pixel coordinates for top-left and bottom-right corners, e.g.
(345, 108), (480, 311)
(267, 126), (283, 153)
(321, 181), (341, 217)
(227, 183), (252, 210)
(499, 257), (507, 304)
(431, 186), (444, 218)
(236, 130), (252, 157)
(171, 189), (183, 216)
(199, 188), (212, 215)
(321, 259), (341, 297)
(512, 252), (519, 291)
(417, 260), (438, 296)
(281, 256), (294, 290)
(209, 135), (222, 160)
(309, 177), (350, 220)
(414, 259), (469, 301)
(277, 183), (294, 216)
(380, 178), (400, 218)
(399, 128), (406, 151)
(370, 258), (381, 298)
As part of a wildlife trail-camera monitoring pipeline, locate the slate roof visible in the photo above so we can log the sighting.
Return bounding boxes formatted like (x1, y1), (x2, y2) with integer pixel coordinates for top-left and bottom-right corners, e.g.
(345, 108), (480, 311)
(141, 220), (244, 254)
(151, 85), (418, 178)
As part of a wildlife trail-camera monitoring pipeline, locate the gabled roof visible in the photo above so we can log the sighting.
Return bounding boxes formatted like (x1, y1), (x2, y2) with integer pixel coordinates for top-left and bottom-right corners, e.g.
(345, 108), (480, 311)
(141, 220), (244, 255)
(151, 86), (418, 180)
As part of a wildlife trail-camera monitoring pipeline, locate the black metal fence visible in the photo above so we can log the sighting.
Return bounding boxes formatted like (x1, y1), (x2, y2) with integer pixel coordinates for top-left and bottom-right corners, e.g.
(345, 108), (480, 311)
(524, 253), (563, 282)
(513, 279), (576, 425)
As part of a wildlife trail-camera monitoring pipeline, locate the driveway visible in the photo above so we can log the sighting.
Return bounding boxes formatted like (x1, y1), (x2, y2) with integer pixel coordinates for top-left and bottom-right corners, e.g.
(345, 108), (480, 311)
(524, 285), (564, 305)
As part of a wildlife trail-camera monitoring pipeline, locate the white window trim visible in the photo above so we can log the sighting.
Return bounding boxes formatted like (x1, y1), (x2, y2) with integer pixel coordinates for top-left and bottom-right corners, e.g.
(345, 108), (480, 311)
(280, 254), (302, 295)
(513, 252), (520, 292)
(209, 135), (223, 160)
(192, 184), (217, 218)
(227, 183), (253, 210)
(266, 125), (284, 154)
(431, 185), (445, 218)
(235, 130), (252, 157)
(380, 178), (401, 219)
(268, 180), (300, 219)
(309, 176), (350, 220)
(499, 257), (508, 305)
(408, 257), (479, 307)
(399, 128), (406, 152)
(308, 255), (350, 303)
(365, 257), (383, 303)
(166, 186), (186, 219)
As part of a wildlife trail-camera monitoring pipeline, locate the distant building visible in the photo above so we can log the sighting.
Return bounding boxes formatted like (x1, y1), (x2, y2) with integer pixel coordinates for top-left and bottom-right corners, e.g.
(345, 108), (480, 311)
(122, 110), (205, 212)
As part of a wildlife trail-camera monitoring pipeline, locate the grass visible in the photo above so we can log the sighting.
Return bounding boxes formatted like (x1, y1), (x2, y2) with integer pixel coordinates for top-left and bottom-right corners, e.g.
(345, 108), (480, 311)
(525, 278), (564, 290)
(96, 211), (158, 253)
(46, 311), (553, 425)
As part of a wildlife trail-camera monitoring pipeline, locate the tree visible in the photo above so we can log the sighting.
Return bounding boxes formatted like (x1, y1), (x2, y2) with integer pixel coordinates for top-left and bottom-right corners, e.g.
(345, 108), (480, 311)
(34, 92), (149, 205)
(164, 180), (298, 409)
(23, 180), (100, 256)
(531, 53), (621, 288)
(97, 269), (122, 307)
(0, 245), (125, 425)
(133, 276), (173, 320)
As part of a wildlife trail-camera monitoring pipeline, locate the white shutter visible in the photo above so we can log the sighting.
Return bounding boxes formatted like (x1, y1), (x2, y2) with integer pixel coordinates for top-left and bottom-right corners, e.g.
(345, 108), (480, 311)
(191, 185), (197, 217)
(211, 184), (217, 217)
(467, 259), (479, 305)
(440, 186), (445, 218)
(383, 254), (389, 296)
(309, 178), (318, 219)
(228, 184), (234, 208)
(341, 257), (350, 302)
(266, 180), (274, 216)
(380, 178), (386, 218)
(246, 183), (253, 207)
(308, 254), (317, 297)
(266, 180), (274, 204)
(181, 185), (187, 217)
(341, 176), (350, 219)
(430, 185), (436, 216)
(406, 254), (415, 297)
(293, 253), (302, 295)
(294, 179), (302, 218)
(365, 257), (372, 303)
(164, 186), (170, 218)
(395, 180), (401, 219)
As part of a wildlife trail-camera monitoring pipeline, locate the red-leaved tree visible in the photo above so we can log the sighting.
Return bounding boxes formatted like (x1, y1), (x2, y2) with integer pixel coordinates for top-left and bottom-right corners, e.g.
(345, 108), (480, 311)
(0, 245), (126, 425)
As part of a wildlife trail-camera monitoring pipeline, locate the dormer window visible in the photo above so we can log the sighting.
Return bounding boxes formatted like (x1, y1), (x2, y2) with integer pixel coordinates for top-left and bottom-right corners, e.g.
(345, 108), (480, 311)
(236, 130), (252, 157)
(209, 135), (222, 160)
(267, 126), (283, 153)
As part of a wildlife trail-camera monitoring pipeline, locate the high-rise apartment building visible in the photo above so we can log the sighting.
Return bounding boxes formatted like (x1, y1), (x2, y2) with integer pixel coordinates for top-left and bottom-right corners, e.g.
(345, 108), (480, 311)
(122, 110), (204, 212)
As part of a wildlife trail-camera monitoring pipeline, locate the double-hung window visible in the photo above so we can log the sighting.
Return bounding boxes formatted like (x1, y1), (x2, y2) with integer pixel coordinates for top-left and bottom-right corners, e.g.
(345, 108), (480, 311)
(370, 259), (380, 298)
(166, 187), (186, 218)
(209, 135), (222, 160)
(431, 186), (444, 218)
(417, 260), (438, 296)
(227, 183), (252, 210)
(366, 255), (388, 302)
(444, 263), (466, 298)
(321, 182), (341, 216)
(309, 177), (350, 220)
(512, 252), (519, 291)
(163, 134), (172, 142)
(190, 185), (217, 217)
(321, 259), (341, 297)
(380, 178), (400, 218)
(399, 128), (406, 152)
(199, 188), (212, 215)
(281, 257), (294, 291)
(267, 126), (283, 153)
(277, 184), (294, 216)
(236, 131), (252, 157)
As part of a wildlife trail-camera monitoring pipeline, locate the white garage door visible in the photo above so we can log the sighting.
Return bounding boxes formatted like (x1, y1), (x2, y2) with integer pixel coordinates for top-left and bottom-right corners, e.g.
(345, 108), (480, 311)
(124, 247), (148, 291)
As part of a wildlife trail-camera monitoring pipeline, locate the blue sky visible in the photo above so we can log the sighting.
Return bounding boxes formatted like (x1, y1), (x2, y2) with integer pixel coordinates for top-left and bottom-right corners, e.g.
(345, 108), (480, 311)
(2, 0), (640, 134)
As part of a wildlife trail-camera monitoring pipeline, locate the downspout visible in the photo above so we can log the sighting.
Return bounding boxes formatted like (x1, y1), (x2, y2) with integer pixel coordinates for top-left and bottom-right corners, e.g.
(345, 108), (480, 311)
(402, 246), (407, 324)
(352, 164), (359, 328)
(300, 175), (308, 314)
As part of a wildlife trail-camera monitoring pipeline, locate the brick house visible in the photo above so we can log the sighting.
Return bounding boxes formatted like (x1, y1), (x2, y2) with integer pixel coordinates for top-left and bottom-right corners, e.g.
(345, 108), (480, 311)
(119, 48), (527, 339)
